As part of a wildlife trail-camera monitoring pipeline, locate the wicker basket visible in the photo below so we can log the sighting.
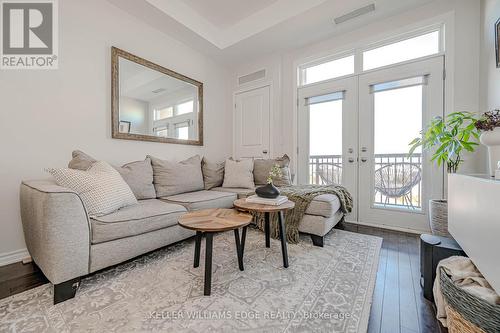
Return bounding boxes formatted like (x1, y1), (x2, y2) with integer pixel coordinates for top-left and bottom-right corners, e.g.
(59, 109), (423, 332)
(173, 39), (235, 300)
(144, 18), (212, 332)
(440, 269), (500, 333)
(429, 199), (451, 237)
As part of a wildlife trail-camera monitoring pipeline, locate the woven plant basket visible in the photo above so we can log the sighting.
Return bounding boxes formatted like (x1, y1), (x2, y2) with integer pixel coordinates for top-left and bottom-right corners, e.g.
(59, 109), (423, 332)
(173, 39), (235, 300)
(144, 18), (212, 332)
(429, 199), (451, 237)
(440, 269), (500, 333)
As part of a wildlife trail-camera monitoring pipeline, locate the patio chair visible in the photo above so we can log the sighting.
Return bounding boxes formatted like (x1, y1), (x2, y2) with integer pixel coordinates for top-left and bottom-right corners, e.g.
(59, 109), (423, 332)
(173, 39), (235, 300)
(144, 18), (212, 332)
(374, 163), (421, 209)
(316, 163), (342, 185)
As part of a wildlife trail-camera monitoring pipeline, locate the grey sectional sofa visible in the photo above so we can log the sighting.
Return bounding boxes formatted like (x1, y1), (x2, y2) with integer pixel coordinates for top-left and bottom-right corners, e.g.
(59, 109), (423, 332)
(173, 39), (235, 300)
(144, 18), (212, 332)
(20, 161), (343, 304)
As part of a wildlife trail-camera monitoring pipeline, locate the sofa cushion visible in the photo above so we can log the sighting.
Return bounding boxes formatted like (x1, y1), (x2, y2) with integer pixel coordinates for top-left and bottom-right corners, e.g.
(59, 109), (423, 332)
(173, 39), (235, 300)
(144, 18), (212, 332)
(202, 158), (225, 190)
(254, 155), (292, 186)
(47, 161), (137, 217)
(68, 150), (95, 170)
(222, 158), (255, 189)
(91, 199), (186, 244)
(211, 187), (255, 199)
(305, 194), (341, 218)
(160, 190), (236, 211)
(68, 150), (156, 200)
(298, 210), (344, 236)
(149, 155), (204, 197)
(116, 159), (156, 200)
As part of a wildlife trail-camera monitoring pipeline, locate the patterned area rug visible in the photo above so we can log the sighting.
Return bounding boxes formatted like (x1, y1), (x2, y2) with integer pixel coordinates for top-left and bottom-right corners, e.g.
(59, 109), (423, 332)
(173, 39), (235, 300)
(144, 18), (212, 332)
(0, 228), (382, 333)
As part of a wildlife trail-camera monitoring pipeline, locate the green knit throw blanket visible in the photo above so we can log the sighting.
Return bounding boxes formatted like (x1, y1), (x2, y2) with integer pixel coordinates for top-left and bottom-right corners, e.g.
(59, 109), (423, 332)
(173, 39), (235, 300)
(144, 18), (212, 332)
(255, 184), (353, 244)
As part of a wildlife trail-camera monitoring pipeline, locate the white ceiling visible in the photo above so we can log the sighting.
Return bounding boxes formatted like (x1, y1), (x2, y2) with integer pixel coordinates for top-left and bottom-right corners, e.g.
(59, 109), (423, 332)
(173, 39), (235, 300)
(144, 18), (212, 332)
(120, 58), (194, 101)
(182, 0), (279, 29)
(142, 0), (329, 49)
(107, 0), (435, 66)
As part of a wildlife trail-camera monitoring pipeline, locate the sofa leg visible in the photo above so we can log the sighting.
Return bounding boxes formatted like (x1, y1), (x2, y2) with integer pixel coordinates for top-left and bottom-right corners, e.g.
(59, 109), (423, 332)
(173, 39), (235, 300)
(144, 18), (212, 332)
(310, 235), (324, 247)
(54, 278), (80, 304)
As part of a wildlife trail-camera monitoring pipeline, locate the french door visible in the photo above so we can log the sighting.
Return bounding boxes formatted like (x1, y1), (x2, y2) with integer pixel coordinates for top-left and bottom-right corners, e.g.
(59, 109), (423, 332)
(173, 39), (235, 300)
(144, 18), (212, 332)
(298, 56), (444, 232)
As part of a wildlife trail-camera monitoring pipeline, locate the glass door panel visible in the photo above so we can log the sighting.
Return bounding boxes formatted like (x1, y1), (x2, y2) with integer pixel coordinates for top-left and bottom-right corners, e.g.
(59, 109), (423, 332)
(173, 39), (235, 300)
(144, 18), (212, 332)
(309, 99), (343, 185)
(297, 77), (358, 221)
(373, 83), (423, 210)
(358, 56), (444, 231)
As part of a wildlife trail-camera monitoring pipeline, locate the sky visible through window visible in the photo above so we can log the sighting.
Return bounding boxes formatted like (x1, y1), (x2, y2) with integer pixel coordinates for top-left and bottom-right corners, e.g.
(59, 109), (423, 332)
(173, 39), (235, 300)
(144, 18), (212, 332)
(308, 86), (422, 156)
(363, 31), (439, 71)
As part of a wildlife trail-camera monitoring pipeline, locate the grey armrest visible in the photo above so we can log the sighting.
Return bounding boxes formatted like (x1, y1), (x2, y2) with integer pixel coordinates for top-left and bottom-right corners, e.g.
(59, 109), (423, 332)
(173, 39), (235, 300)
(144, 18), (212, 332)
(20, 180), (90, 284)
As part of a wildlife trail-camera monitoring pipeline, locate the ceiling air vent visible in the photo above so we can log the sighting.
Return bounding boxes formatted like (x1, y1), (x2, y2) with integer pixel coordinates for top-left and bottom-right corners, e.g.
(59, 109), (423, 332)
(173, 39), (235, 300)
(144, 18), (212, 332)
(238, 69), (266, 85)
(152, 88), (166, 94)
(334, 3), (375, 25)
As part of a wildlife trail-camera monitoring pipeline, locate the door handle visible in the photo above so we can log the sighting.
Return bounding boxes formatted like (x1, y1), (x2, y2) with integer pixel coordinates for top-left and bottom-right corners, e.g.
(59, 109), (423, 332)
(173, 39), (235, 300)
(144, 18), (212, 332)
(361, 147), (367, 152)
(262, 150), (268, 154)
(348, 158), (355, 163)
(361, 157), (368, 163)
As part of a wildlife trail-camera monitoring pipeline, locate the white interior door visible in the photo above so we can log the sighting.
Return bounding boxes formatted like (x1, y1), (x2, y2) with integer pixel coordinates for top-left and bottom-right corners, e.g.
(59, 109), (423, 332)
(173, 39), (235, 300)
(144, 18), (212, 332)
(297, 77), (358, 221)
(234, 86), (271, 159)
(358, 56), (444, 231)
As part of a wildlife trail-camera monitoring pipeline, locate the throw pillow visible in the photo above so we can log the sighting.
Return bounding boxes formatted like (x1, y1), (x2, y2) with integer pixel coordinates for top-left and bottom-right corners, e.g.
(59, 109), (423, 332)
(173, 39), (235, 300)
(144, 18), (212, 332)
(254, 154), (292, 187)
(117, 158), (156, 200)
(47, 161), (137, 217)
(202, 157), (225, 190)
(222, 158), (255, 189)
(149, 155), (204, 197)
(68, 150), (156, 200)
(68, 150), (95, 170)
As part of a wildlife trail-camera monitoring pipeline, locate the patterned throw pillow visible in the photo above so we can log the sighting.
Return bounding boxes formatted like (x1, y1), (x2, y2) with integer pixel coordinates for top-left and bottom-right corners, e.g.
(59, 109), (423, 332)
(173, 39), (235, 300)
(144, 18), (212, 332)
(47, 161), (137, 217)
(68, 150), (156, 200)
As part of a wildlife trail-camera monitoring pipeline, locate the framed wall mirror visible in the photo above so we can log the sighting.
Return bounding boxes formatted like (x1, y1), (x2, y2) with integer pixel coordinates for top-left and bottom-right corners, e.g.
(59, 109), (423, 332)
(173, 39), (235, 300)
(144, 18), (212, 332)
(112, 47), (203, 145)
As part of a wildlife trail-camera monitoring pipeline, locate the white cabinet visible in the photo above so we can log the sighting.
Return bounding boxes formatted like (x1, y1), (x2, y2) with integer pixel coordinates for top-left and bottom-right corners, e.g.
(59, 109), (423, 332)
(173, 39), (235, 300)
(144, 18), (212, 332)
(448, 174), (500, 294)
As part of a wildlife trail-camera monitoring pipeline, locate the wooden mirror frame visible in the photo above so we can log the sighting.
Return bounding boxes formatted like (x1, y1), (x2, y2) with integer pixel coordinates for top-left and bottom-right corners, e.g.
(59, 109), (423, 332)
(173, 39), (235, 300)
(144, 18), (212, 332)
(111, 47), (204, 145)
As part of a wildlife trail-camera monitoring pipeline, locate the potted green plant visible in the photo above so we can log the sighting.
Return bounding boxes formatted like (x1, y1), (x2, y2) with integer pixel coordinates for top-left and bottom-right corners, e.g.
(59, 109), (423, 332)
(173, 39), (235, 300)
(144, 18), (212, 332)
(409, 112), (480, 236)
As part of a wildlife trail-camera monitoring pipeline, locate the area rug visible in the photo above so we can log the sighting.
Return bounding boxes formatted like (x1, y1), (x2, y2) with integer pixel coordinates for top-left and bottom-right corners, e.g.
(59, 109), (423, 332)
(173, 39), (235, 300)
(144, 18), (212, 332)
(0, 228), (382, 333)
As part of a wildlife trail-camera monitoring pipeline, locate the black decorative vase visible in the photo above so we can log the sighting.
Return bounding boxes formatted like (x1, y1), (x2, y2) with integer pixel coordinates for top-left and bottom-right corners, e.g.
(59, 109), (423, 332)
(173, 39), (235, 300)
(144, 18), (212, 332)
(255, 183), (280, 199)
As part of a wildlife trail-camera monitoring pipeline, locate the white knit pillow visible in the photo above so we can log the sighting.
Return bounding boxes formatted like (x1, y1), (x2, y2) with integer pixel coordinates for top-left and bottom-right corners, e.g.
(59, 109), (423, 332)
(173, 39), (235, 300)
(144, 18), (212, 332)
(47, 161), (137, 217)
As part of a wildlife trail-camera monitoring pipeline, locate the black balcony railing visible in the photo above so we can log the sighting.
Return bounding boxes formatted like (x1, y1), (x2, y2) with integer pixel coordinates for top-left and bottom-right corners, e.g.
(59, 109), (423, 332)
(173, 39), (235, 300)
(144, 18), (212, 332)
(309, 153), (422, 209)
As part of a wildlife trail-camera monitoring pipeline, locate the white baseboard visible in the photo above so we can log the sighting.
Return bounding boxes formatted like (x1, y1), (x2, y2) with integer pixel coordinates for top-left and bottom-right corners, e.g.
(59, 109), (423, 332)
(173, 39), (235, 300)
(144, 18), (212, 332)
(0, 248), (31, 267)
(344, 219), (427, 235)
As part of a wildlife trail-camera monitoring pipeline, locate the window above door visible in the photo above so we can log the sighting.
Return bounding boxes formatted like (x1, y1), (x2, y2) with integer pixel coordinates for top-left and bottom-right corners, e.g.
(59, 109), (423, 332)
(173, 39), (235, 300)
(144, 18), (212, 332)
(298, 26), (443, 87)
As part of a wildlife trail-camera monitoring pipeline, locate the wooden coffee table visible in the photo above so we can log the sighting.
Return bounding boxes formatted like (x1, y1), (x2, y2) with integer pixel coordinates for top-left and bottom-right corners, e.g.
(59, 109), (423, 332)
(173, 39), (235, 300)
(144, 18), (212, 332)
(233, 198), (295, 268)
(178, 208), (252, 296)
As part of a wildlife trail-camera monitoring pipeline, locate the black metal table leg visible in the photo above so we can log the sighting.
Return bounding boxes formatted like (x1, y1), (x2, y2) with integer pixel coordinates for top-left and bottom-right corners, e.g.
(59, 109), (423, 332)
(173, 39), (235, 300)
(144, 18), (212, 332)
(278, 211), (289, 268)
(234, 229), (244, 271)
(204, 232), (213, 296)
(194, 231), (202, 268)
(241, 226), (247, 256)
(265, 212), (270, 248)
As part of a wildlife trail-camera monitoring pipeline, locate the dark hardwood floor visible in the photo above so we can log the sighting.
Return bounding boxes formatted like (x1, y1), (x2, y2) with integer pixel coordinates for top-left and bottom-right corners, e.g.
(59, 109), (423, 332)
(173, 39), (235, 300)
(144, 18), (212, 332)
(0, 223), (444, 333)
(338, 222), (444, 333)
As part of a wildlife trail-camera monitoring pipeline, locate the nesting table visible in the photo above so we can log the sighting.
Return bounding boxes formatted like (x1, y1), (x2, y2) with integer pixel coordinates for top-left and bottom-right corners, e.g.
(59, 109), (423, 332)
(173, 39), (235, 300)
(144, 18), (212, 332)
(178, 208), (252, 296)
(233, 198), (295, 268)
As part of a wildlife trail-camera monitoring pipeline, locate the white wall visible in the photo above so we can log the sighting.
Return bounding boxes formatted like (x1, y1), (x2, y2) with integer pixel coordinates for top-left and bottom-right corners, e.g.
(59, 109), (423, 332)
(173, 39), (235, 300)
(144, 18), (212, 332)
(0, 0), (231, 264)
(230, 0), (483, 174)
(120, 97), (149, 134)
(480, 0), (500, 111)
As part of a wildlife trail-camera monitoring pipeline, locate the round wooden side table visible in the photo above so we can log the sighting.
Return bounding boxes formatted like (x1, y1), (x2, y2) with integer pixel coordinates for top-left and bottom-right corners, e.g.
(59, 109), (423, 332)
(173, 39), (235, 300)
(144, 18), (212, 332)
(233, 198), (295, 268)
(178, 208), (252, 296)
